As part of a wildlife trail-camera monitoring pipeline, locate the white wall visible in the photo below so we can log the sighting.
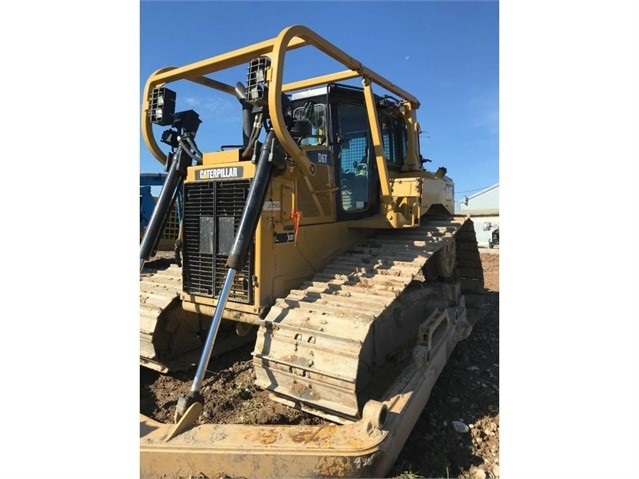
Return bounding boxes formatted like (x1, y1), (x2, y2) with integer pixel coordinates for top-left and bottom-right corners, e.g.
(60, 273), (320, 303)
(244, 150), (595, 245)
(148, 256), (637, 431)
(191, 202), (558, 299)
(469, 216), (499, 248)
(459, 184), (499, 211)
(457, 184), (499, 248)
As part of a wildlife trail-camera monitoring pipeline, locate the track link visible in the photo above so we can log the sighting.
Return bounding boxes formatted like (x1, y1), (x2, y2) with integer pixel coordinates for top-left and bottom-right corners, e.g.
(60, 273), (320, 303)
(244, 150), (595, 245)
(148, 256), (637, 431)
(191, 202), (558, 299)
(140, 264), (184, 372)
(140, 261), (258, 373)
(252, 215), (483, 422)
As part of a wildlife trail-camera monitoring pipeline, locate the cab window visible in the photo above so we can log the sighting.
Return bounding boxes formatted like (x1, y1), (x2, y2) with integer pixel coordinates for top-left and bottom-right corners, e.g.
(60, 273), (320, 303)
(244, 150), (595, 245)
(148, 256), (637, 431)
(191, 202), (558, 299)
(380, 112), (407, 171)
(293, 103), (327, 146)
(336, 103), (371, 213)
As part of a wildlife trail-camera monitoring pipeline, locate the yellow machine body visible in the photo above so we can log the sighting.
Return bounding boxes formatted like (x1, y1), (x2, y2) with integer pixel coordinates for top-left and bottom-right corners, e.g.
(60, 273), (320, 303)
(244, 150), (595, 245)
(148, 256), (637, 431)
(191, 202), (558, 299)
(140, 25), (483, 478)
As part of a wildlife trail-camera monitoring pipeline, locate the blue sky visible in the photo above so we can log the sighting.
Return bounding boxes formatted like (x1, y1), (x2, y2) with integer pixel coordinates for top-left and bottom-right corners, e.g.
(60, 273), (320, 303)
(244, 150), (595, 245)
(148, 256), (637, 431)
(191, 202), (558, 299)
(140, 1), (499, 205)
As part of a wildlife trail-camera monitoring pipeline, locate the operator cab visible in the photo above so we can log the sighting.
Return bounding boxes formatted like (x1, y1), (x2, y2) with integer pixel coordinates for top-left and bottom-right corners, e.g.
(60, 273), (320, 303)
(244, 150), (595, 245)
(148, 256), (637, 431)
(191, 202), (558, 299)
(291, 84), (409, 221)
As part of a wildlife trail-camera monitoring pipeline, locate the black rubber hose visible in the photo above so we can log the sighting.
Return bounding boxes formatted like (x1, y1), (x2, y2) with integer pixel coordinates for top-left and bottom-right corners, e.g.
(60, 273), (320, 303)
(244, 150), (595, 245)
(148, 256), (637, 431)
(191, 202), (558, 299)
(241, 100), (254, 147)
(139, 148), (189, 269)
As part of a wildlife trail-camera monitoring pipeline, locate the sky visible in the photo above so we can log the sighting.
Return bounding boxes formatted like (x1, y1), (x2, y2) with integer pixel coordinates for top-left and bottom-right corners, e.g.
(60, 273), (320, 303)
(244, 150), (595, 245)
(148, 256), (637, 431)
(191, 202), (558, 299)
(2, 1), (639, 478)
(140, 1), (499, 206)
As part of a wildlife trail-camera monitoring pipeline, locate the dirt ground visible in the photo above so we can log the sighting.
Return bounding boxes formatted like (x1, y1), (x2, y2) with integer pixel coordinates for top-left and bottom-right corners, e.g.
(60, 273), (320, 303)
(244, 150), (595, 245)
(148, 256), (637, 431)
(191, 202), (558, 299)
(140, 250), (499, 479)
(388, 251), (499, 479)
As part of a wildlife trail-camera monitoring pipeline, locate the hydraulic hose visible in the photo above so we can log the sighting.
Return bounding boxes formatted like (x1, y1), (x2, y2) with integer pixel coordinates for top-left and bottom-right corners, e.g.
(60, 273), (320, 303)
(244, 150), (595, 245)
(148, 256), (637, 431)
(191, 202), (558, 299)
(139, 147), (189, 271)
(180, 136), (203, 164)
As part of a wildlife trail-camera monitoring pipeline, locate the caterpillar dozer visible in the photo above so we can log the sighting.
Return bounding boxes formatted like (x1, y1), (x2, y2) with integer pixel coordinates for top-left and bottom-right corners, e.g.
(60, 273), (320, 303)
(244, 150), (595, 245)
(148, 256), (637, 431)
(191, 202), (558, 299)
(140, 25), (484, 479)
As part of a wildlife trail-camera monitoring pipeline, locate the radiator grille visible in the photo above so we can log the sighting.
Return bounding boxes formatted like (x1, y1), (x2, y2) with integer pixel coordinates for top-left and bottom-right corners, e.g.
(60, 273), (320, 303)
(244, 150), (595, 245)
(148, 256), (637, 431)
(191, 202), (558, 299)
(182, 180), (253, 303)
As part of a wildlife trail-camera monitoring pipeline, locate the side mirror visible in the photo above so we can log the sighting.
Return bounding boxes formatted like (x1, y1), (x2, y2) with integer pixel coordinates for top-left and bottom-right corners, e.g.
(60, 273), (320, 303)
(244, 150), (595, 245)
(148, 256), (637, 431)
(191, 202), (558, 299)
(291, 119), (312, 139)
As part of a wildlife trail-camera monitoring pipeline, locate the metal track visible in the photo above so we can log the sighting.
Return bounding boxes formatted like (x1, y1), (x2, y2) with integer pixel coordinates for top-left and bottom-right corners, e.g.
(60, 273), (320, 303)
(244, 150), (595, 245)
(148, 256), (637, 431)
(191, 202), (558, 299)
(140, 264), (184, 372)
(140, 261), (258, 373)
(252, 215), (483, 422)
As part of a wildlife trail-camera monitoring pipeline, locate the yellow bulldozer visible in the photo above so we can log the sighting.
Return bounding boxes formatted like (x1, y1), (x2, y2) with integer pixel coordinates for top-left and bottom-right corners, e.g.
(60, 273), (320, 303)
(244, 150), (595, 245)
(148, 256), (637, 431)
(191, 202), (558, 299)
(139, 24), (484, 479)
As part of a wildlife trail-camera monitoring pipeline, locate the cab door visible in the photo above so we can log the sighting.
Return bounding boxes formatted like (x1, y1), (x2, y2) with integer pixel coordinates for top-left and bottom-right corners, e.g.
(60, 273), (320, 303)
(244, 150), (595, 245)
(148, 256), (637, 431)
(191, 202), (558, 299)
(332, 101), (379, 220)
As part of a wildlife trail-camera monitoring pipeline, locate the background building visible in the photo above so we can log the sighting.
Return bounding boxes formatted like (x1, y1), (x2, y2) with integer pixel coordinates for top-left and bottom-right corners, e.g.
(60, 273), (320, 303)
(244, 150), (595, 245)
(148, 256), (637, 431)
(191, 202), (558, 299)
(457, 183), (499, 248)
